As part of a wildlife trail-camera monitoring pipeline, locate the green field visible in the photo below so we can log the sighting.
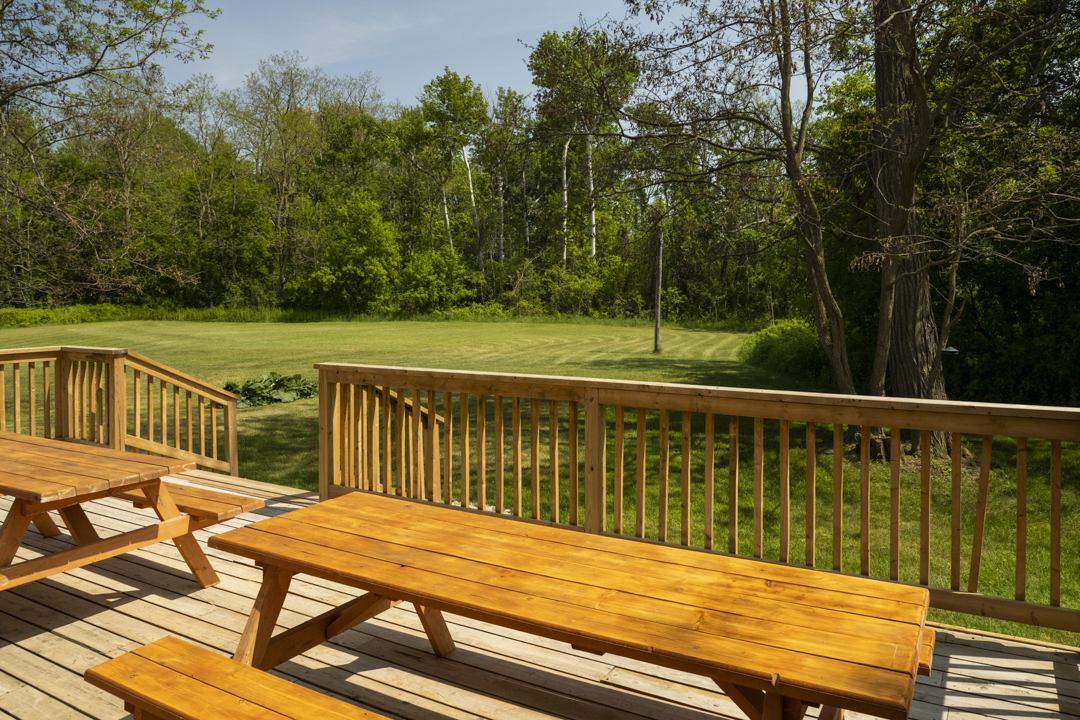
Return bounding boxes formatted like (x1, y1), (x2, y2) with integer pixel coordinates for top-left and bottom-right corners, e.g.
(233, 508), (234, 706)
(2, 319), (1077, 647)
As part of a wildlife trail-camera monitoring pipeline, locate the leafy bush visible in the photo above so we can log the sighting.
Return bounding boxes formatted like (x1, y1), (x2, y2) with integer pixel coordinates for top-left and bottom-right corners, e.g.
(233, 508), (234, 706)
(398, 246), (471, 313)
(224, 373), (318, 408)
(287, 196), (399, 312)
(0, 304), (126, 327)
(739, 319), (833, 385)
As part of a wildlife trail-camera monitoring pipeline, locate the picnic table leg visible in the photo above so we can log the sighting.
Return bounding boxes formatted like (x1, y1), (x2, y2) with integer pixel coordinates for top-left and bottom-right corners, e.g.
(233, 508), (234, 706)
(415, 605), (456, 657)
(818, 707), (844, 720)
(142, 483), (220, 588)
(58, 506), (101, 545)
(234, 565), (294, 668)
(0, 500), (34, 567)
(30, 513), (62, 538)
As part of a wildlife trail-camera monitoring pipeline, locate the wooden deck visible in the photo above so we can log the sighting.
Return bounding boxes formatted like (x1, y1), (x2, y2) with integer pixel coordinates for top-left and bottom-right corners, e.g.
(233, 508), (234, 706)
(1, 474), (1077, 720)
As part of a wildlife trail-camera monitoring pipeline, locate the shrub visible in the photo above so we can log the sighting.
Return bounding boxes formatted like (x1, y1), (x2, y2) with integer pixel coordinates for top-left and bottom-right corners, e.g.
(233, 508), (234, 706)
(739, 319), (832, 385)
(223, 373), (318, 408)
(398, 247), (471, 313)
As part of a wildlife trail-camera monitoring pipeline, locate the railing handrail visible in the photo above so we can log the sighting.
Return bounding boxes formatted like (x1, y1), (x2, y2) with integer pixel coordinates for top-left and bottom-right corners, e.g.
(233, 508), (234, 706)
(316, 363), (1080, 440)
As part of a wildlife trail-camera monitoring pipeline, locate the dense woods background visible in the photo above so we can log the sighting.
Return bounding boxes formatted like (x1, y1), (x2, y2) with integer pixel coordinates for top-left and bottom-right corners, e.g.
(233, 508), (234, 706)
(2, 0), (1079, 406)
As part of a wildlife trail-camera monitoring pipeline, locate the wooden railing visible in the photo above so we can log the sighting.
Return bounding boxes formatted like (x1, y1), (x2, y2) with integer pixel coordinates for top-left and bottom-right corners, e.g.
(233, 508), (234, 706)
(1, 346), (238, 474)
(318, 363), (1080, 632)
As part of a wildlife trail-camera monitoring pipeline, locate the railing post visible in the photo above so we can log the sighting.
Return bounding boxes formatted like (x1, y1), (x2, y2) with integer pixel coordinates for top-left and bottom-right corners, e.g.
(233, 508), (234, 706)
(584, 390), (606, 534)
(319, 368), (339, 501)
(224, 400), (239, 476)
(55, 350), (72, 440)
(108, 353), (127, 450)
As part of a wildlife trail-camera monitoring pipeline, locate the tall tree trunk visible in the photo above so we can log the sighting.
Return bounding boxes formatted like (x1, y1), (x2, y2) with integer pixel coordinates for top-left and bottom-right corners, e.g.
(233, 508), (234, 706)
(654, 225), (663, 353)
(586, 132), (596, 256)
(498, 169), (505, 262)
(521, 164), (530, 250)
(440, 185), (453, 249)
(561, 135), (572, 266)
(462, 147), (482, 266)
(874, 0), (948, 448)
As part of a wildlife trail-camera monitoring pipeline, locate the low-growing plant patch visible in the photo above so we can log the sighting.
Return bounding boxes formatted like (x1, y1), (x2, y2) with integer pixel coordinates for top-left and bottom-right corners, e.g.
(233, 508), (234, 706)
(224, 373), (318, 408)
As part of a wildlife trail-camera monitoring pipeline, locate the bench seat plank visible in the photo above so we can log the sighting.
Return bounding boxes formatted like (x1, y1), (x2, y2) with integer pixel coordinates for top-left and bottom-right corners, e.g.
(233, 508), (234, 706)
(115, 481), (264, 522)
(85, 635), (389, 720)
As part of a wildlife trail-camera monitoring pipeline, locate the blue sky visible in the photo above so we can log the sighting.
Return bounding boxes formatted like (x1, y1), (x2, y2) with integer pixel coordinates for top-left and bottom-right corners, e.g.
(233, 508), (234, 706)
(161, 0), (629, 104)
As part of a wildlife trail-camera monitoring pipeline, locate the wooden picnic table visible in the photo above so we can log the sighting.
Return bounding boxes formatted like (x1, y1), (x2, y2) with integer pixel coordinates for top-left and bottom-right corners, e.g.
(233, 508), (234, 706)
(0, 431), (227, 590)
(210, 491), (933, 720)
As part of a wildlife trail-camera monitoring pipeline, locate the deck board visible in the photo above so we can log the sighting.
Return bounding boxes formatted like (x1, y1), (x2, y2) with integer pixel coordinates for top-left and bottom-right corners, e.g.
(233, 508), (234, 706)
(0, 481), (1077, 720)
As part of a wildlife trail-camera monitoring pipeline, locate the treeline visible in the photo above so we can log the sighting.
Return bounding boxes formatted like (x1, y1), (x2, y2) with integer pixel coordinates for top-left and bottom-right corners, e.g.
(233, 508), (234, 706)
(2, 0), (1079, 406)
(0, 50), (795, 323)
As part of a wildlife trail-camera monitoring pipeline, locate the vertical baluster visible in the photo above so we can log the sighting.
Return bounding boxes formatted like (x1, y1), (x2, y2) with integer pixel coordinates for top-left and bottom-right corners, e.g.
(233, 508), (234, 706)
(806, 422), (816, 567)
(0, 364), (6, 432)
(476, 394), (486, 509)
(729, 416), (739, 555)
(383, 387), (393, 495)
(88, 364), (97, 440)
(950, 432), (962, 590)
(460, 392), (471, 507)
(43, 361), (51, 439)
(426, 390), (438, 501)
(513, 396), (523, 516)
(681, 411), (692, 547)
(173, 385), (180, 450)
(495, 396), (505, 513)
(97, 364), (105, 442)
(833, 424), (844, 572)
(14, 362), (22, 434)
(198, 396), (205, 457)
(753, 417), (764, 559)
(342, 385), (354, 488)
(394, 389), (405, 496)
(658, 409), (670, 543)
(159, 375), (167, 448)
(779, 419), (789, 562)
(412, 389), (423, 498)
(636, 407), (646, 539)
(1051, 439), (1061, 607)
(1015, 436), (1027, 600)
(147, 375), (154, 445)
(441, 391), (452, 502)
(613, 406), (624, 533)
(568, 401), (579, 525)
(704, 413), (715, 550)
(29, 362), (37, 437)
(860, 424), (871, 576)
(919, 429), (931, 586)
(133, 370), (142, 444)
(530, 399), (540, 519)
(369, 385), (381, 491)
(890, 428), (901, 581)
(550, 400), (560, 524)
(185, 390), (192, 453)
(211, 398), (218, 460)
(968, 436), (993, 592)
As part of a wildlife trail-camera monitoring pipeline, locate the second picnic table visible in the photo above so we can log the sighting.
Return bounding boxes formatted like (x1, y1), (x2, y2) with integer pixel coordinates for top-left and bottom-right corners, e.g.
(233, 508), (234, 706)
(0, 430), (261, 590)
(211, 490), (934, 720)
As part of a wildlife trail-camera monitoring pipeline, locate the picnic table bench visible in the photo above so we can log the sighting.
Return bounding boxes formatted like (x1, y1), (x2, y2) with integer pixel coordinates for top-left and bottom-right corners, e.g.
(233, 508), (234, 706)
(205, 491), (934, 720)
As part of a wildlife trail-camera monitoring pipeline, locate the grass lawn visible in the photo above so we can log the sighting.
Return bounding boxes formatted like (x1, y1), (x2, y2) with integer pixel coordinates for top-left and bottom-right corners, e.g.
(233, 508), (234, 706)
(2, 319), (1077, 647)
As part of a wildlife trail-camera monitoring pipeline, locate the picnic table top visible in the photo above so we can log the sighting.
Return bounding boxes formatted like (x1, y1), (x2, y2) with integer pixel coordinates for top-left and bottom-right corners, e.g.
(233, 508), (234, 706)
(0, 431), (194, 504)
(210, 491), (930, 720)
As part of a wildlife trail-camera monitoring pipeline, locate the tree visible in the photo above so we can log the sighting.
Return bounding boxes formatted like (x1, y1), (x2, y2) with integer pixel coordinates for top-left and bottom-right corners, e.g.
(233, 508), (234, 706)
(419, 68), (488, 263)
(529, 28), (638, 257)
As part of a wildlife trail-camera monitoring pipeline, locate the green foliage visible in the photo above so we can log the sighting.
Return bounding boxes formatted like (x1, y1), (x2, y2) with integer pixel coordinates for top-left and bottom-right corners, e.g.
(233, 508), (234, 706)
(0, 304), (127, 327)
(398, 247), (472, 313)
(287, 196), (399, 312)
(738, 320), (833, 387)
(223, 373), (318, 408)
